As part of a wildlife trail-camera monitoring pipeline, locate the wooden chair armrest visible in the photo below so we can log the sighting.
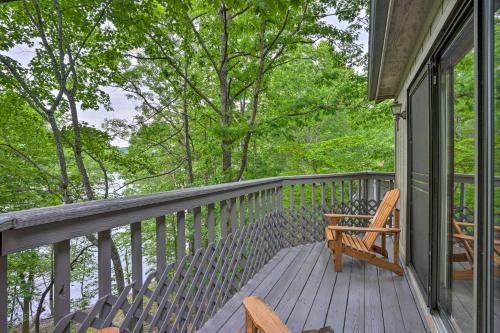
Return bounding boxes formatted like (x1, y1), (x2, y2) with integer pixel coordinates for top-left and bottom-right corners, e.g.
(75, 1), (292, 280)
(324, 214), (373, 219)
(455, 221), (500, 231)
(243, 296), (291, 333)
(328, 226), (400, 233)
(454, 233), (500, 245)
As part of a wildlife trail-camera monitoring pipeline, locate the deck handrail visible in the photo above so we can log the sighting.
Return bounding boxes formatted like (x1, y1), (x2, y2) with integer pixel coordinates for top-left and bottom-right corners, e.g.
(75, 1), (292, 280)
(0, 171), (394, 254)
(1, 171), (396, 332)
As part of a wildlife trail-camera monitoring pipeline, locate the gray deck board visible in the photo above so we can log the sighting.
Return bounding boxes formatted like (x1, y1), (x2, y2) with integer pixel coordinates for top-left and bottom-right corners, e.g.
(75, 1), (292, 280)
(286, 246), (330, 332)
(378, 267), (407, 333)
(364, 263), (384, 333)
(197, 241), (430, 333)
(303, 256), (335, 330)
(343, 259), (365, 333)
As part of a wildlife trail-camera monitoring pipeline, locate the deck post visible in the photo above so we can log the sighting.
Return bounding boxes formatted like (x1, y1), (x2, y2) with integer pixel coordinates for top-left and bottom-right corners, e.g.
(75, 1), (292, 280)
(54, 240), (70, 332)
(98, 230), (112, 318)
(156, 216), (166, 274)
(131, 221), (143, 331)
(0, 254), (7, 333)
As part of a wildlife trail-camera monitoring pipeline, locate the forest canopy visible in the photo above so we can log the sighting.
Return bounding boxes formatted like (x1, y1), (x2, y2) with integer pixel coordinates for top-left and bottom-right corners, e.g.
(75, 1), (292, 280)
(0, 0), (394, 331)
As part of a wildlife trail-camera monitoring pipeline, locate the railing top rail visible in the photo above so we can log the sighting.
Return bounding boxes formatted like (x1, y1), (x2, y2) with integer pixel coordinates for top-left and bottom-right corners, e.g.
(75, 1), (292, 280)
(0, 171), (394, 254)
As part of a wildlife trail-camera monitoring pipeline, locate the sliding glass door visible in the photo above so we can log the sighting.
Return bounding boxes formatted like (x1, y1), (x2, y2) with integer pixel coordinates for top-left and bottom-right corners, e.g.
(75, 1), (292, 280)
(438, 17), (475, 333)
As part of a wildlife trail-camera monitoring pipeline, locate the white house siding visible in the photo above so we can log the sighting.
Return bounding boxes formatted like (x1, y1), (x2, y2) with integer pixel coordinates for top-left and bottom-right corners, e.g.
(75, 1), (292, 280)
(393, 0), (457, 262)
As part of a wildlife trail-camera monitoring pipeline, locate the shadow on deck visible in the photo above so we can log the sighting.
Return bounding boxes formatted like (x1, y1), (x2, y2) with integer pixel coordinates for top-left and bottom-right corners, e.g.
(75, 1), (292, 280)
(199, 241), (429, 333)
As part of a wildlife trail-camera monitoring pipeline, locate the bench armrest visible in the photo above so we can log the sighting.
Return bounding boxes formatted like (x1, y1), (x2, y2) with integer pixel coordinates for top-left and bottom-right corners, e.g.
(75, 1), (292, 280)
(328, 226), (400, 233)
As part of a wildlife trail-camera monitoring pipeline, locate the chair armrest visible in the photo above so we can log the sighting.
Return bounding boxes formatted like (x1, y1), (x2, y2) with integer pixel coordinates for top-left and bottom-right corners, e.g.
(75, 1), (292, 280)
(454, 233), (500, 245)
(328, 226), (400, 233)
(243, 296), (291, 333)
(455, 221), (500, 231)
(324, 214), (373, 219)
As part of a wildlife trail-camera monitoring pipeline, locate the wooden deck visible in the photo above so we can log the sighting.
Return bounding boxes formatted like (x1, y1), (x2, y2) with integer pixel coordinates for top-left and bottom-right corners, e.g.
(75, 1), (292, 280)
(198, 241), (429, 333)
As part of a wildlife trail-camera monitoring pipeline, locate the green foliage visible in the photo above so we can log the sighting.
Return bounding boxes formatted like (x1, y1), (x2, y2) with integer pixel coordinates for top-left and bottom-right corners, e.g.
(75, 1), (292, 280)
(0, 0), (394, 330)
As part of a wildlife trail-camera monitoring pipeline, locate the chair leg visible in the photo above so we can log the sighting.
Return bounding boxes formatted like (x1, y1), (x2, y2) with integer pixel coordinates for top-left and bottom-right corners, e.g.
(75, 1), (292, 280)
(334, 235), (343, 272)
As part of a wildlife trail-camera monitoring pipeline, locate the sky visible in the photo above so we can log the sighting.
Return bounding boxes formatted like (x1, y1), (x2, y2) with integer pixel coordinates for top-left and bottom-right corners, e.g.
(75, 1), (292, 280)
(4, 14), (368, 147)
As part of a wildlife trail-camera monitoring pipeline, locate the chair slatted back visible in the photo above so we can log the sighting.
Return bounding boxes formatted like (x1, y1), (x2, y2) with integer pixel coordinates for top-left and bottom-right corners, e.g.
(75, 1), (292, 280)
(362, 188), (400, 249)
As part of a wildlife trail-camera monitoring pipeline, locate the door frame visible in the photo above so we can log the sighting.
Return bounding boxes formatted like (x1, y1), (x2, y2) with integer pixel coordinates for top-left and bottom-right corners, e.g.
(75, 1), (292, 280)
(404, 0), (473, 315)
(406, 65), (433, 305)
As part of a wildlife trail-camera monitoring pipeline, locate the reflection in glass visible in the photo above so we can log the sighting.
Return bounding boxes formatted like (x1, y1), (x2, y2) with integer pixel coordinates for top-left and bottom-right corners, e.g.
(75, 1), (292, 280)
(439, 23), (475, 331)
(449, 48), (475, 333)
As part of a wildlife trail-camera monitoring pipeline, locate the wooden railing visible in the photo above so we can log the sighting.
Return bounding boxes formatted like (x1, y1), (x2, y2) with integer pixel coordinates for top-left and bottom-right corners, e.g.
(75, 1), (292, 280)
(0, 172), (394, 333)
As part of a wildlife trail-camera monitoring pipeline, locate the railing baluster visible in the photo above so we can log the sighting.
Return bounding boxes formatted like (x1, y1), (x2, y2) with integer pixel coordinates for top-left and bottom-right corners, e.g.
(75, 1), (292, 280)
(261, 191), (266, 219)
(220, 200), (228, 238)
(156, 216), (166, 274)
(357, 179), (362, 199)
(376, 179), (381, 202)
(300, 184), (305, 208)
(248, 193), (254, 224)
(349, 180), (353, 201)
(363, 178), (368, 199)
(176, 212), (185, 260)
(0, 255), (7, 333)
(194, 207), (202, 251)
(54, 240), (70, 332)
(255, 192), (260, 222)
(460, 182), (466, 210)
(207, 204), (215, 243)
(290, 185), (295, 210)
(278, 186), (283, 211)
(130, 221), (143, 331)
(98, 230), (112, 317)
(239, 196), (245, 228)
(341, 181), (345, 205)
(321, 183), (326, 208)
(312, 183), (316, 210)
(331, 182), (336, 209)
(131, 222), (143, 290)
(230, 198), (237, 233)
(269, 188), (274, 212)
(267, 188), (274, 213)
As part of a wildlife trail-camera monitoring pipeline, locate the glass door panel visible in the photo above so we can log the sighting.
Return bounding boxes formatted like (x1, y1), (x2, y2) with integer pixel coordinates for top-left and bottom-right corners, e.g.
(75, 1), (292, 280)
(438, 18), (475, 333)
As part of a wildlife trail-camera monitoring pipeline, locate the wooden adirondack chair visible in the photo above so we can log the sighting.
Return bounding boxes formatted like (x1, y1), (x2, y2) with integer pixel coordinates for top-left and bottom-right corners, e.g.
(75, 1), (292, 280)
(452, 220), (500, 280)
(324, 188), (403, 275)
(242, 296), (334, 333)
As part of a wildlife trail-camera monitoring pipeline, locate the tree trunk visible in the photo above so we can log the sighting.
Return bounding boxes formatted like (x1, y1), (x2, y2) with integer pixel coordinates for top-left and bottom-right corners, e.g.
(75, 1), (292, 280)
(65, 81), (125, 292)
(236, 19), (267, 181)
(66, 90), (95, 201)
(21, 271), (34, 333)
(219, 4), (232, 181)
(182, 58), (194, 185)
(46, 112), (71, 204)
